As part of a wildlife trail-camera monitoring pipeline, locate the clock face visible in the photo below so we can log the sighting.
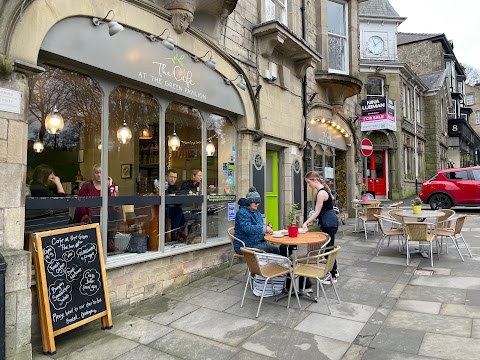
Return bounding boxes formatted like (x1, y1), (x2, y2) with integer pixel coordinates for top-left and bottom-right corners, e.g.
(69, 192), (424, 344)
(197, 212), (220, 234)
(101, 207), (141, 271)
(367, 36), (384, 55)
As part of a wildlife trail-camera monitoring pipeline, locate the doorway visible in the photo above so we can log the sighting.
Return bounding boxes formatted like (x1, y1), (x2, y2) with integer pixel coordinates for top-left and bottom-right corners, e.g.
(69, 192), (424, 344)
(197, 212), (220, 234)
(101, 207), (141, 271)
(363, 150), (387, 198)
(266, 150), (279, 229)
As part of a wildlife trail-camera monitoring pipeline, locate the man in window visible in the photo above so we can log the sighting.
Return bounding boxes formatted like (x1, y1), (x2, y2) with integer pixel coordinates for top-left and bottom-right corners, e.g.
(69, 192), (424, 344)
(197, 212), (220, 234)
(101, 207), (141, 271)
(165, 169), (186, 241)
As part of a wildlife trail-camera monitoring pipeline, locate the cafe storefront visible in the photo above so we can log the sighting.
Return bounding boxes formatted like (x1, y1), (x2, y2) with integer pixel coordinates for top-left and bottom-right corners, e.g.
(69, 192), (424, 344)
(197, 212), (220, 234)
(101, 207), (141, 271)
(2, 1), (261, 344)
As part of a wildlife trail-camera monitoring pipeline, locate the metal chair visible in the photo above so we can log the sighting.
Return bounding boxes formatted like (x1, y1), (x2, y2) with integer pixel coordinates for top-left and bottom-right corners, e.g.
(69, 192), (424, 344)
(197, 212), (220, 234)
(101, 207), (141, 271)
(404, 222), (439, 267)
(434, 215), (472, 261)
(240, 247), (301, 317)
(226, 227), (246, 281)
(359, 207), (382, 240)
(333, 206), (345, 234)
(297, 233), (331, 264)
(292, 246), (341, 314)
(374, 214), (405, 256)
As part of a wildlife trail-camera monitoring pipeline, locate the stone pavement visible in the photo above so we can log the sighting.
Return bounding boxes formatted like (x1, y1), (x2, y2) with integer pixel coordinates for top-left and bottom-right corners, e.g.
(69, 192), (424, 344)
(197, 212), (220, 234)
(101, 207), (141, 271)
(33, 211), (480, 360)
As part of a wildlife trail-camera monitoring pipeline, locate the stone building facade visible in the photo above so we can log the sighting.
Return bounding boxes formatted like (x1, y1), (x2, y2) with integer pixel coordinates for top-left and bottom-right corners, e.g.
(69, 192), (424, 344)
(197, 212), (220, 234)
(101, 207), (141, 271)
(0, 0), (364, 358)
(397, 33), (477, 173)
(465, 83), (480, 165)
(358, 0), (428, 199)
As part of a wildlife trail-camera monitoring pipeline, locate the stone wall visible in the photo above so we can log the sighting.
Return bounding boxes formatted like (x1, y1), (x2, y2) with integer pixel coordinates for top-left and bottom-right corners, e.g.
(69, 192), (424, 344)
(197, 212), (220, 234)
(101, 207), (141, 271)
(0, 70), (32, 359)
(398, 41), (444, 75)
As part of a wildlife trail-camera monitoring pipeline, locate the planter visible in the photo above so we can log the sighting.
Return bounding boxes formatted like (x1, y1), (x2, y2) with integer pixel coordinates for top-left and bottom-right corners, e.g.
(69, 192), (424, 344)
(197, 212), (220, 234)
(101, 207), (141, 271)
(361, 195), (369, 202)
(412, 205), (422, 214)
(287, 225), (298, 238)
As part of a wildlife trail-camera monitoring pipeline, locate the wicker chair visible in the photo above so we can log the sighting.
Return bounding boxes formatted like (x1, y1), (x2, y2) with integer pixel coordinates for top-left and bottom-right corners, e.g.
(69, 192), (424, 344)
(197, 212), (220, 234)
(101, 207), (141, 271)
(292, 246), (341, 314)
(359, 207), (382, 240)
(404, 222), (439, 267)
(297, 233), (331, 264)
(434, 215), (472, 261)
(226, 227), (261, 281)
(374, 214), (405, 256)
(240, 247), (301, 317)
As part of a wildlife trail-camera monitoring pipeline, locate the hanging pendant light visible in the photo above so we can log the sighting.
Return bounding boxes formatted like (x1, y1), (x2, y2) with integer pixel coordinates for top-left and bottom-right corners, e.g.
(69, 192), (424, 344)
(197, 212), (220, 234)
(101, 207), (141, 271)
(167, 121), (180, 151)
(206, 138), (216, 156)
(168, 130), (180, 151)
(33, 139), (44, 153)
(117, 120), (132, 144)
(45, 106), (64, 134)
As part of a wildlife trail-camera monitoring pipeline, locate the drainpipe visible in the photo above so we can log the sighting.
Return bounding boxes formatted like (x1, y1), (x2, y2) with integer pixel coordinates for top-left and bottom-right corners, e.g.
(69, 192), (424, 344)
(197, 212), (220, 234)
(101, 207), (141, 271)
(0, 253), (6, 360)
(301, 0), (308, 219)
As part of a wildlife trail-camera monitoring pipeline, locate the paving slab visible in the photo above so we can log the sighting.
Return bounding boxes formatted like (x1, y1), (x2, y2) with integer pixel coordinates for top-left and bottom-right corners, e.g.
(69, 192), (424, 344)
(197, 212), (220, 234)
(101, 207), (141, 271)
(400, 285), (466, 304)
(230, 349), (275, 360)
(440, 303), (480, 318)
(112, 344), (181, 360)
(339, 265), (402, 283)
(465, 289), (480, 305)
(306, 300), (376, 322)
(127, 296), (199, 325)
(190, 276), (240, 292)
(419, 333), (480, 360)
(370, 327), (425, 354)
(362, 348), (441, 360)
(370, 256), (421, 267)
(473, 318), (480, 338)
(55, 334), (138, 360)
(409, 275), (480, 290)
(169, 307), (264, 346)
(387, 283), (407, 298)
(224, 298), (309, 328)
(108, 314), (173, 344)
(148, 330), (239, 360)
(383, 310), (472, 337)
(337, 251), (374, 262)
(241, 323), (350, 360)
(394, 299), (442, 314)
(164, 285), (207, 301)
(186, 289), (242, 311)
(335, 278), (395, 306)
(295, 313), (365, 343)
(354, 322), (381, 347)
(341, 344), (368, 360)
(420, 267), (452, 275)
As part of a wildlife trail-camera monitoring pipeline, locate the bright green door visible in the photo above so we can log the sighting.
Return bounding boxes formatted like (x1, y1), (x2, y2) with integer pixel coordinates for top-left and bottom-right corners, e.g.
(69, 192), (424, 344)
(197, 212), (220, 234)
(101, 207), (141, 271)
(266, 150), (279, 230)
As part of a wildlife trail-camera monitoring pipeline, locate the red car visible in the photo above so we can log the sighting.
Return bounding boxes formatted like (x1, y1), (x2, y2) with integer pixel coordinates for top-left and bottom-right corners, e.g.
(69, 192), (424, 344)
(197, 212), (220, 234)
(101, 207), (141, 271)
(419, 166), (480, 209)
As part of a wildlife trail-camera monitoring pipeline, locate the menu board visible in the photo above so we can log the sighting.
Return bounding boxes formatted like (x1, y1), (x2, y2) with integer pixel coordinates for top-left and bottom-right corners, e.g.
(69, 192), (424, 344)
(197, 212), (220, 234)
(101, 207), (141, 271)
(32, 224), (112, 354)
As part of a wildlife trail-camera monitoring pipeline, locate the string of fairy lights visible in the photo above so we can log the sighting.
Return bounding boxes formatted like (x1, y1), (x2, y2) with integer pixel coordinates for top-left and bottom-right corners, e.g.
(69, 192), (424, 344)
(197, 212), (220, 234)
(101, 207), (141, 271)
(309, 117), (350, 138)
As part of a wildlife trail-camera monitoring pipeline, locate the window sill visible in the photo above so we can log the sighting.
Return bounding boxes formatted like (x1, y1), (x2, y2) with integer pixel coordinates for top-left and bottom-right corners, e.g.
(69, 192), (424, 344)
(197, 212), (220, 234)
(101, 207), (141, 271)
(252, 20), (322, 78)
(105, 238), (230, 270)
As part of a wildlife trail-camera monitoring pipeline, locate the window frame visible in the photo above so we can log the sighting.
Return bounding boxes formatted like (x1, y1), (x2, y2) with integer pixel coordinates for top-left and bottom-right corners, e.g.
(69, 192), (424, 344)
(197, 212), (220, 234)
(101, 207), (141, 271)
(327, 0), (349, 75)
(366, 77), (384, 97)
(264, 0), (288, 26)
(475, 110), (480, 125)
(466, 94), (475, 106)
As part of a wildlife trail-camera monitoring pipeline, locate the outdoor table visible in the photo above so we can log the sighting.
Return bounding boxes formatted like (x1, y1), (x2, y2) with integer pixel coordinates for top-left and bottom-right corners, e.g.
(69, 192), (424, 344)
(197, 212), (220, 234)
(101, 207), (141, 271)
(397, 209), (444, 258)
(265, 231), (329, 299)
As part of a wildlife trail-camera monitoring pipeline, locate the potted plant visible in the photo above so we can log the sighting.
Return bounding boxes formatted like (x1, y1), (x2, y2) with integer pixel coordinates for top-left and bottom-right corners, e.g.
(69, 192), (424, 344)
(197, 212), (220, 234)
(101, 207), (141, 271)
(287, 203), (299, 237)
(411, 197), (422, 214)
(361, 183), (369, 202)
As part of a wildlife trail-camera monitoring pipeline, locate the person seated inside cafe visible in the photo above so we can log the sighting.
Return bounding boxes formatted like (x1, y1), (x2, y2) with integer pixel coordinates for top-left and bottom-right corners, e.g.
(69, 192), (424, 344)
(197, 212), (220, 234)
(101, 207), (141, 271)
(30, 164), (66, 197)
(165, 169), (187, 241)
(181, 169), (202, 194)
(233, 186), (278, 254)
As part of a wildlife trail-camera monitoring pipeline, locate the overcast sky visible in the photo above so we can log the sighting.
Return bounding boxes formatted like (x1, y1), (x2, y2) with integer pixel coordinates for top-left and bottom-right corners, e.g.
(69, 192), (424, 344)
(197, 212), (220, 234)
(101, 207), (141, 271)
(388, 0), (480, 69)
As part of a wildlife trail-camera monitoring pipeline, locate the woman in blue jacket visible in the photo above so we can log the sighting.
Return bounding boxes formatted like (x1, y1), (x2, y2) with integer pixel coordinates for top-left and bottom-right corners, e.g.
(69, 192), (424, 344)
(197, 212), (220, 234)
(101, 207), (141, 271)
(234, 186), (279, 254)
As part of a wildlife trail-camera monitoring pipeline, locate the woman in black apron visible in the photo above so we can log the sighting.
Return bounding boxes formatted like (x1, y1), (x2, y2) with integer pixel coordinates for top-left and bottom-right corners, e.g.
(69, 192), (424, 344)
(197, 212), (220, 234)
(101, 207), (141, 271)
(302, 171), (338, 283)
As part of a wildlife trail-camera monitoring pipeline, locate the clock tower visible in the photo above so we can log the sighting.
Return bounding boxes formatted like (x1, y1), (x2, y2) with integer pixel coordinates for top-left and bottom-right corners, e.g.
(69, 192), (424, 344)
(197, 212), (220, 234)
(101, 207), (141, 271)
(359, 0), (406, 61)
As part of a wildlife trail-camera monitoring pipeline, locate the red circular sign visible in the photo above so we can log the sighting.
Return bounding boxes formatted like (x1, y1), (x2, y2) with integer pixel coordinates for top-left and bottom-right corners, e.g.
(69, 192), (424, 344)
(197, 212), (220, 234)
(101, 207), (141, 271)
(361, 138), (373, 157)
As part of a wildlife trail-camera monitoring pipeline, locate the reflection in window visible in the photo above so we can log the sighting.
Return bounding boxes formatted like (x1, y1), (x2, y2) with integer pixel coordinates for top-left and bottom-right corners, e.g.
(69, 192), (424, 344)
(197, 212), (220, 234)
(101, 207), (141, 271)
(328, 0), (348, 73)
(367, 77), (383, 97)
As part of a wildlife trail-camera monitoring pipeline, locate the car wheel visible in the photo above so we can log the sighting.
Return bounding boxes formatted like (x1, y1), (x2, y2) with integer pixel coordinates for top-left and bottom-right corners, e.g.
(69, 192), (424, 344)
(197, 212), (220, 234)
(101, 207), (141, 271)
(429, 194), (452, 209)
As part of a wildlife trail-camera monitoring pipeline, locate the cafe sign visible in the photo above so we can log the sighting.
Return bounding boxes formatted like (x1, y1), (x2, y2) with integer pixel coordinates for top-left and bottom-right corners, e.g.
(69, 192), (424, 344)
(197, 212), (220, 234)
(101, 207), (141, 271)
(360, 97), (396, 132)
(40, 17), (244, 115)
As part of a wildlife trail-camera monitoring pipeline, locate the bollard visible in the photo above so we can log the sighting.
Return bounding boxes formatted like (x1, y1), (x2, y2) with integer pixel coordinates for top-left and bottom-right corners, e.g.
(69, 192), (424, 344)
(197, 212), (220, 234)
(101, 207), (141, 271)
(0, 253), (6, 360)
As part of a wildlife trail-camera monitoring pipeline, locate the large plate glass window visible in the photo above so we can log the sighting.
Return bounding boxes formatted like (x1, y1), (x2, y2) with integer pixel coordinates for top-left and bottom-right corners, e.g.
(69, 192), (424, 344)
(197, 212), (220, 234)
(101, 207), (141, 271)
(328, 0), (348, 74)
(26, 65), (102, 239)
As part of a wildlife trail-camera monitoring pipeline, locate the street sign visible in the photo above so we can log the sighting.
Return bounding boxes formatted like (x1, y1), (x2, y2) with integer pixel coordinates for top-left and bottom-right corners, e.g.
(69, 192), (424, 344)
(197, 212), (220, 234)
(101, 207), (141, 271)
(361, 138), (373, 157)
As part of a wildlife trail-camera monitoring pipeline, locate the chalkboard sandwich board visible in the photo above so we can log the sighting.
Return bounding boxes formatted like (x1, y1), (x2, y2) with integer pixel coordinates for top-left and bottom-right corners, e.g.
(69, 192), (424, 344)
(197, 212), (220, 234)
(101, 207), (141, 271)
(32, 223), (112, 354)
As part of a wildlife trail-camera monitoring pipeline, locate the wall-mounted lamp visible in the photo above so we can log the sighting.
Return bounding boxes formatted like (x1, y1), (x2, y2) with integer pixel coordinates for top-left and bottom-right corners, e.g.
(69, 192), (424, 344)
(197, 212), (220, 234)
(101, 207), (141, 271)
(92, 10), (124, 36)
(146, 29), (175, 50)
(33, 139), (44, 153)
(45, 106), (64, 134)
(224, 74), (247, 91)
(192, 50), (216, 70)
(117, 120), (132, 144)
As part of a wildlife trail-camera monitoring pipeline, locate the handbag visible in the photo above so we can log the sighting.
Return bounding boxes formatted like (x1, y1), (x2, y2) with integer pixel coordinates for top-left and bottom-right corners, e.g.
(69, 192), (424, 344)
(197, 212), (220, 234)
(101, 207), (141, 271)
(126, 233), (149, 253)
